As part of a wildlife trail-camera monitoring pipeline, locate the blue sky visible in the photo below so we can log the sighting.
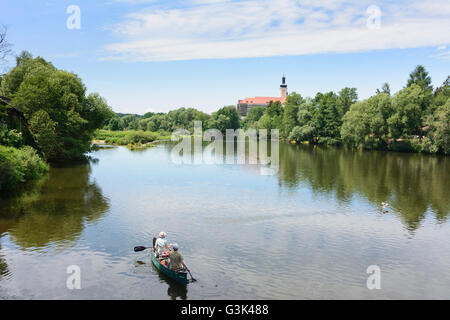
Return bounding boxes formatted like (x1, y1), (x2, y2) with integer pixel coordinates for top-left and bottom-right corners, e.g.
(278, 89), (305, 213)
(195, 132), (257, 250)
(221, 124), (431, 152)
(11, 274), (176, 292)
(1, 0), (449, 114)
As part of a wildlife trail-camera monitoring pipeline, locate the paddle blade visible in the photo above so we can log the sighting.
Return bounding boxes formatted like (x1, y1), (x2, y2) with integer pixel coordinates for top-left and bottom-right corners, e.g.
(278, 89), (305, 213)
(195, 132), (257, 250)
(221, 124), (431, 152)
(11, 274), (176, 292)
(134, 246), (147, 252)
(187, 270), (197, 282)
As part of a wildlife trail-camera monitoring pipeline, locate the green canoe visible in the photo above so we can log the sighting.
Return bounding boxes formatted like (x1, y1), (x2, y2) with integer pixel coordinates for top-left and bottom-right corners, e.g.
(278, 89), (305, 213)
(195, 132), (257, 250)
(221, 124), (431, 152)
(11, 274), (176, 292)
(151, 250), (188, 286)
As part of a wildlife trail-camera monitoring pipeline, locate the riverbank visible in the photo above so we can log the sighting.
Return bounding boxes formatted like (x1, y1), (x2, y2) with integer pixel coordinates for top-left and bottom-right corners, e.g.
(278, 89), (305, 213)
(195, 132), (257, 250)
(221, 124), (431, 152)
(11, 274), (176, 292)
(92, 129), (172, 150)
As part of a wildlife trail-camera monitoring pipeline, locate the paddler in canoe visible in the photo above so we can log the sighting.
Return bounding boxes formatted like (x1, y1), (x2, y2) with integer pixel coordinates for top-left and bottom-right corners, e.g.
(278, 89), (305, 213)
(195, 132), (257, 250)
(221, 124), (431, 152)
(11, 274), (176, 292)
(152, 232), (196, 284)
(133, 232), (196, 283)
(153, 232), (187, 271)
(154, 231), (169, 258)
(167, 243), (188, 271)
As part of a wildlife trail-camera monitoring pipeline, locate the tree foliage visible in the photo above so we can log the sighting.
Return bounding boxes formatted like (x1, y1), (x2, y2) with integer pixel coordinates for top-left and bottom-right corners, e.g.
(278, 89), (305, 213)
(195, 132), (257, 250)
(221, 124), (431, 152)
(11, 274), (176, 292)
(407, 65), (433, 91)
(1, 52), (113, 161)
(341, 93), (392, 149)
(208, 105), (239, 133)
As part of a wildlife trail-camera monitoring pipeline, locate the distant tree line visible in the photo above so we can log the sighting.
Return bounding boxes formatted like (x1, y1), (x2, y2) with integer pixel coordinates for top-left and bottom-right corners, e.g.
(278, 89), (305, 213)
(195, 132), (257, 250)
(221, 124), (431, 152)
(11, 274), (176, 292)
(104, 105), (239, 134)
(106, 65), (449, 155)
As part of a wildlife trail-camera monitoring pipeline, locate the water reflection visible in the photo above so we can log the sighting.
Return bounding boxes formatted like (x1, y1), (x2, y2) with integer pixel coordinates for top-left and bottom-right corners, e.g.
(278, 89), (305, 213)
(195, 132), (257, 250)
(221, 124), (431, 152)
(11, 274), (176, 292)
(0, 244), (8, 279)
(163, 139), (449, 231)
(1, 143), (449, 299)
(278, 143), (450, 231)
(0, 160), (110, 249)
(135, 259), (187, 300)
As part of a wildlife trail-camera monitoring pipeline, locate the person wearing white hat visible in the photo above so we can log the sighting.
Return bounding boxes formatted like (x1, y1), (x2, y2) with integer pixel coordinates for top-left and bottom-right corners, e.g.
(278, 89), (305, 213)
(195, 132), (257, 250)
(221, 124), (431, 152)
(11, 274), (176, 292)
(154, 231), (169, 257)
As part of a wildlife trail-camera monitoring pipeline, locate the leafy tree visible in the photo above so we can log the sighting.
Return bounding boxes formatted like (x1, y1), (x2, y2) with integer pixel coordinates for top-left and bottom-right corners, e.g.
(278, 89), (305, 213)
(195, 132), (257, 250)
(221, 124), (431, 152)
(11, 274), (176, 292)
(208, 106), (239, 133)
(265, 100), (283, 117)
(15, 51), (33, 66)
(167, 107), (210, 131)
(255, 101), (283, 132)
(407, 65), (433, 91)
(309, 92), (341, 141)
(423, 99), (450, 154)
(246, 106), (265, 123)
(107, 115), (124, 131)
(297, 99), (312, 126)
(433, 76), (450, 108)
(388, 84), (428, 138)
(29, 110), (57, 159)
(337, 87), (358, 117)
(0, 145), (48, 192)
(289, 124), (315, 143)
(241, 106), (265, 130)
(0, 124), (24, 148)
(282, 92), (304, 137)
(376, 82), (391, 95)
(1, 53), (112, 161)
(341, 93), (392, 148)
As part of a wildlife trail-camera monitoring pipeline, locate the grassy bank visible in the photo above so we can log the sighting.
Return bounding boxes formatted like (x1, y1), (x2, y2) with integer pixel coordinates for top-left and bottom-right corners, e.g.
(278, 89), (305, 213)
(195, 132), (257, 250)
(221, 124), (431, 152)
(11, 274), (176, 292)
(93, 129), (171, 149)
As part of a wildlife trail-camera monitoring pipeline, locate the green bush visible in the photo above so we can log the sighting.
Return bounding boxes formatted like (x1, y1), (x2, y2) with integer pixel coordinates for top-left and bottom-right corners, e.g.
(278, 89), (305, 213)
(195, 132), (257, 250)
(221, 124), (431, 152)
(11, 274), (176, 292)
(317, 136), (341, 146)
(124, 131), (158, 144)
(94, 129), (159, 145)
(0, 124), (24, 148)
(0, 145), (49, 192)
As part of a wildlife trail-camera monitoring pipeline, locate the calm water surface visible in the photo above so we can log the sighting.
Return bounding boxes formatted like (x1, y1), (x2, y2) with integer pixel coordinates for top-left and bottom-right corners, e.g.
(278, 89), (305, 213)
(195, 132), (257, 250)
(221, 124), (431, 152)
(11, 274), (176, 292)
(0, 143), (449, 299)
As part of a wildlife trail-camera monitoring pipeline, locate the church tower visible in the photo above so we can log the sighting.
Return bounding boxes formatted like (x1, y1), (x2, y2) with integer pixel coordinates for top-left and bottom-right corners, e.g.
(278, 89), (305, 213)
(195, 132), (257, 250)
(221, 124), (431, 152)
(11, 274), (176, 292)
(280, 75), (287, 98)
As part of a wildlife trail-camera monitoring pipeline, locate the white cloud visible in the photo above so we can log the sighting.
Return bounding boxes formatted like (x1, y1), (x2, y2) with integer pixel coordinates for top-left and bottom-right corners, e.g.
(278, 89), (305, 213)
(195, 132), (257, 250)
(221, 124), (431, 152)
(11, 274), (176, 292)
(102, 0), (450, 62)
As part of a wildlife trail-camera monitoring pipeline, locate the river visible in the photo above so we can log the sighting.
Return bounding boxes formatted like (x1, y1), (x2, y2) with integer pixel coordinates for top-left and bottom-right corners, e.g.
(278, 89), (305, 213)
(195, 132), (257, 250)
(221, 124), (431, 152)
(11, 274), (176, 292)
(0, 142), (449, 299)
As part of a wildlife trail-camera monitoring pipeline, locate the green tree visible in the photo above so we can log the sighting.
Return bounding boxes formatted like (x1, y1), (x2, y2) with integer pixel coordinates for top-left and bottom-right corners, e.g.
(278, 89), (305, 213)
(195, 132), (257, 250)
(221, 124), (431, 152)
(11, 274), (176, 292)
(208, 106), (239, 133)
(407, 65), (433, 91)
(341, 93), (392, 149)
(309, 92), (341, 143)
(289, 124), (315, 143)
(29, 110), (57, 159)
(337, 87), (358, 117)
(256, 101), (283, 132)
(1, 53), (112, 161)
(264, 100), (283, 117)
(282, 92), (304, 138)
(423, 99), (450, 154)
(241, 106), (265, 130)
(388, 84), (428, 138)
(433, 76), (450, 108)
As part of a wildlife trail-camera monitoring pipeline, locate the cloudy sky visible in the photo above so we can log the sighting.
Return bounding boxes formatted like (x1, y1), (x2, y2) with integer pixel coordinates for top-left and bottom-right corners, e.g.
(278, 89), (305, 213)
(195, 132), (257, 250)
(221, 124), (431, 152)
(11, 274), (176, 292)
(1, 0), (450, 113)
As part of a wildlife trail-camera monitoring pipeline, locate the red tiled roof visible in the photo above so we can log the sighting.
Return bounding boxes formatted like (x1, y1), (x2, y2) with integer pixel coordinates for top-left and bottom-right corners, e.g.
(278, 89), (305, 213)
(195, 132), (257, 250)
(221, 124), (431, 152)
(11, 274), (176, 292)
(238, 96), (286, 105)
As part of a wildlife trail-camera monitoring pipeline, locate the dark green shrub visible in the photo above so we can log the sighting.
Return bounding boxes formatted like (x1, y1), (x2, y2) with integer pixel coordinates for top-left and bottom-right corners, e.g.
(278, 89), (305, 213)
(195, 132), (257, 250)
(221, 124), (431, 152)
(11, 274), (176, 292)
(0, 145), (49, 192)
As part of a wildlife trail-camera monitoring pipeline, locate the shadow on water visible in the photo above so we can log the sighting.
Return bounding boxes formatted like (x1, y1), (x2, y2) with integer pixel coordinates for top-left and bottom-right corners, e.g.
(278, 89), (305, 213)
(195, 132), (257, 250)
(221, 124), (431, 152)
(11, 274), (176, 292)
(135, 259), (187, 300)
(278, 143), (450, 231)
(0, 158), (110, 250)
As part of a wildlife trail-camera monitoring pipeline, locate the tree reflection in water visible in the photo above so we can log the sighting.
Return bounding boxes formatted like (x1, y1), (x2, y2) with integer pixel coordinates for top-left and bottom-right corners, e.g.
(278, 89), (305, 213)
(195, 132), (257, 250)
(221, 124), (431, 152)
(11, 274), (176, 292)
(134, 259), (187, 300)
(278, 143), (449, 231)
(0, 159), (110, 249)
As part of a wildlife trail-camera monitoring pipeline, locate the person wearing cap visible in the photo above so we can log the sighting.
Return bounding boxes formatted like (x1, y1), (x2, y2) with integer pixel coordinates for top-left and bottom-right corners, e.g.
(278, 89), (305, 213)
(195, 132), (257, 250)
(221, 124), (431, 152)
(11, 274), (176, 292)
(168, 243), (187, 271)
(154, 231), (169, 257)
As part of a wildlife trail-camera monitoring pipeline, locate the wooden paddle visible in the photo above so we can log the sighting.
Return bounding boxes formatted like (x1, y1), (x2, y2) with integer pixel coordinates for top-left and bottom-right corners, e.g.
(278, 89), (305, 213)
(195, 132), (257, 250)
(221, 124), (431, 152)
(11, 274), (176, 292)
(134, 246), (149, 252)
(186, 267), (197, 282)
(134, 237), (157, 252)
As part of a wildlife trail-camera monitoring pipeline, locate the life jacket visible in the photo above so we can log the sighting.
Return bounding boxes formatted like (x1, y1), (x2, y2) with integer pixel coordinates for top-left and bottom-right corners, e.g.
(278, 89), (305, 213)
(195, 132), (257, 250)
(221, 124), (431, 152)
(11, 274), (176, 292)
(161, 251), (170, 258)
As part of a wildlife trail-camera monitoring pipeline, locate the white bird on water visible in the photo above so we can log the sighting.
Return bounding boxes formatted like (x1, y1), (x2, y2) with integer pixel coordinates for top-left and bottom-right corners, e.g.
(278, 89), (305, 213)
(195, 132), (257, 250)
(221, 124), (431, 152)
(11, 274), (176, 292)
(381, 202), (389, 209)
